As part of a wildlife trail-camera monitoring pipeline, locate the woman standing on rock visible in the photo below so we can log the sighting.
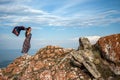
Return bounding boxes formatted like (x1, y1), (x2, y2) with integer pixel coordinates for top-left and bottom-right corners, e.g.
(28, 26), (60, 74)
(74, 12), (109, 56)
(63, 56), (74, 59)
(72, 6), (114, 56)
(21, 27), (32, 55)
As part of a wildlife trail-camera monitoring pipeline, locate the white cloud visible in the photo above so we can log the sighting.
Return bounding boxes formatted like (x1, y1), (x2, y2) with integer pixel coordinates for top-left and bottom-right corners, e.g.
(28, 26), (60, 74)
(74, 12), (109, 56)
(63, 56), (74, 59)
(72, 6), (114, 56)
(0, 0), (32, 4)
(70, 37), (79, 41)
(0, 9), (120, 28)
(70, 36), (101, 44)
(0, 0), (120, 28)
(53, 0), (89, 15)
(0, 4), (48, 15)
(86, 36), (100, 44)
(32, 27), (43, 30)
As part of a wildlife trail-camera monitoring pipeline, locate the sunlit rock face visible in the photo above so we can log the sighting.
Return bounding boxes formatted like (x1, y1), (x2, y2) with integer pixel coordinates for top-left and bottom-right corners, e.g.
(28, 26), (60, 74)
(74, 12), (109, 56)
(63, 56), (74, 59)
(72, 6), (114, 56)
(96, 34), (120, 75)
(0, 34), (120, 80)
(0, 45), (89, 80)
(96, 34), (120, 63)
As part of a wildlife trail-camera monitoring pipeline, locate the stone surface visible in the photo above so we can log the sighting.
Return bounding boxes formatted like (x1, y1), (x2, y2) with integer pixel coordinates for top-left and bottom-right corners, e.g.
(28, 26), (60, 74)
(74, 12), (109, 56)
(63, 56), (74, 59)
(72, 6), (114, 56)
(96, 34), (120, 75)
(71, 38), (101, 79)
(78, 37), (92, 50)
(0, 34), (120, 80)
(71, 50), (101, 79)
(39, 70), (52, 80)
(0, 45), (90, 80)
(96, 34), (120, 63)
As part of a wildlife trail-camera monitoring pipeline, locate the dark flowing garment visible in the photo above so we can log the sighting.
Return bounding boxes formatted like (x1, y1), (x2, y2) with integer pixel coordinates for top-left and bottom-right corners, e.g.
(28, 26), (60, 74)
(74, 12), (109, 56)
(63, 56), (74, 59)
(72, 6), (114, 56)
(12, 26), (25, 36)
(21, 33), (32, 53)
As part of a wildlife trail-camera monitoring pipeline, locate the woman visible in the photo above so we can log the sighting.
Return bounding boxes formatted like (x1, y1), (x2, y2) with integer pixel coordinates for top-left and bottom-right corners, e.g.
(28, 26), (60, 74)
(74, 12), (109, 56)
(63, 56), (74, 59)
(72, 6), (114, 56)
(21, 27), (32, 54)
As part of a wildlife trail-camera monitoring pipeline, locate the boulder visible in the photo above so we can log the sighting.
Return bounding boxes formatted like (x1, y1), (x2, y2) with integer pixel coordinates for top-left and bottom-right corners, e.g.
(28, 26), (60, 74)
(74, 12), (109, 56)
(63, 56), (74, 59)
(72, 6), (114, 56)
(78, 37), (92, 50)
(96, 34), (120, 63)
(96, 34), (120, 75)
(0, 46), (91, 80)
(71, 38), (101, 79)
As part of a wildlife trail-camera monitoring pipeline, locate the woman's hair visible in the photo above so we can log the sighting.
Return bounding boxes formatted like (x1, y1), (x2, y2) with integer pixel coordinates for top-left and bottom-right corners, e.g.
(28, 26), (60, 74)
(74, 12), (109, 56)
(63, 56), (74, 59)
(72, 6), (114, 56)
(25, 27), (31, 37)
(27, 27), (31, 30)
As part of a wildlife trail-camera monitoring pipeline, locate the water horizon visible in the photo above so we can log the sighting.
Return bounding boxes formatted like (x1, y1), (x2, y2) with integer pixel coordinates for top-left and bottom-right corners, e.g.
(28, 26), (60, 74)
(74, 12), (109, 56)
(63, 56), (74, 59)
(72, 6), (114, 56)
(0, 49), (38, 68)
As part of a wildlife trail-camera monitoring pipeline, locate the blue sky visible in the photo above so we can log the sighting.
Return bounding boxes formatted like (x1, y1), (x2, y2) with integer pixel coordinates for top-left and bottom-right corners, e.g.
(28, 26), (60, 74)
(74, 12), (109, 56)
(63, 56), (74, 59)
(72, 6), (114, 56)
(0, 0), (120, 50)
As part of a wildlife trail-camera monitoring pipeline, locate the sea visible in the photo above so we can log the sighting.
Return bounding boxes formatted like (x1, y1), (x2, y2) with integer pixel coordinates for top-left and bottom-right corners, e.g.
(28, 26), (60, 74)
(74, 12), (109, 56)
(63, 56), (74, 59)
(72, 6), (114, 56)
(0, 49), (38, 68)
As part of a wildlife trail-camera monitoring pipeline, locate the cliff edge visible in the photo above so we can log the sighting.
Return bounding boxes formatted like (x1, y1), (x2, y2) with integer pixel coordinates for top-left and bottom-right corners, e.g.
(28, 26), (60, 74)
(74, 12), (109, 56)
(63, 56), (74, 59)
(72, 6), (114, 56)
(0, 33), (120, 80)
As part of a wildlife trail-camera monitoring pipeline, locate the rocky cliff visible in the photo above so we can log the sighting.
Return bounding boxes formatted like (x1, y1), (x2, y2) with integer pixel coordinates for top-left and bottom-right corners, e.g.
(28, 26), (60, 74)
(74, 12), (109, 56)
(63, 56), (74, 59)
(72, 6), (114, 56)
(0, 34), (120, 80)
(96, 34), (120, 75)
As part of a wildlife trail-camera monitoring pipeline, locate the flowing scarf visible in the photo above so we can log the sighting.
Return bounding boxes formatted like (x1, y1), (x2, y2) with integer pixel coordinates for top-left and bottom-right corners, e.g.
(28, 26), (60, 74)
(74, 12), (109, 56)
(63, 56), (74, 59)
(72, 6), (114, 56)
(12, 26), (26, 36)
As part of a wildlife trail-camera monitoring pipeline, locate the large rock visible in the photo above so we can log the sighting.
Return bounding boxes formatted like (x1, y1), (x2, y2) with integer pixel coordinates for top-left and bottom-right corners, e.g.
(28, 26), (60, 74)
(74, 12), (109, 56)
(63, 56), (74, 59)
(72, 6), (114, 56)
(78, 37), (92, 50)
(96, 34), (120, 75)
(71, 38), (101, 79)
(0, 35), (120, 79)
(0, 45), (91, 80)
(96, 34), (120, 63)
(71, 50), (101, 79)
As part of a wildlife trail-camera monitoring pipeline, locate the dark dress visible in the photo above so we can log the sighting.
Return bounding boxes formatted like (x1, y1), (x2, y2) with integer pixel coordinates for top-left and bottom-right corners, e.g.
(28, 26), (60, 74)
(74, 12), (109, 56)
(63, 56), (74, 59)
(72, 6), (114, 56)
(21, 33), (32, 53)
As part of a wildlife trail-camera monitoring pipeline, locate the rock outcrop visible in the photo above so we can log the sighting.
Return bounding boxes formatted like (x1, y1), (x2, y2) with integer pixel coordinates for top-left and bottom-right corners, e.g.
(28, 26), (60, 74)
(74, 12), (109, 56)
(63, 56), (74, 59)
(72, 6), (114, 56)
(96, 34), (120, 63)
(71, 37), (101, 79)
(0, 34), (120, 80)
(96, 34), (120, 75)
(0, 46), (89, 80)
(78, 37), (92, 50)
